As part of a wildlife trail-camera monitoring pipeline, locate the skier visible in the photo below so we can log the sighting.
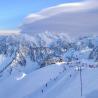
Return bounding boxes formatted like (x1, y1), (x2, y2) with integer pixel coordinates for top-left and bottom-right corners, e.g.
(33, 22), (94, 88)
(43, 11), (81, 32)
(45, 83), (47, 87)
(70, 74), (72, 78)
(41, 89), (43, 93)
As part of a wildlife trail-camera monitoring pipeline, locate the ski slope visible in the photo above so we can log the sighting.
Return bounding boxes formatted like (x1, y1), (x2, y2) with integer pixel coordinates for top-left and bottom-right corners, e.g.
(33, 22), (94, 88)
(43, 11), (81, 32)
(0, 63), (98, 98)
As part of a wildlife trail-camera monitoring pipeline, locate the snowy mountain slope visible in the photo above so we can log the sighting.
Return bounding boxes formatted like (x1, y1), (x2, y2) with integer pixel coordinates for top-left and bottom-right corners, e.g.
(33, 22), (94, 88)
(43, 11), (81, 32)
(0, 34), (98, 77)
(0, 1), (98, 97)
(0, 64), (65, 98)
(0, 32), (98, 98)
(0, 33), (69, 79)
(0, 62), (98, 98)
(25, 66), (77, 98)
(54, 68), (98, 98)
(0, 35), (40, 79)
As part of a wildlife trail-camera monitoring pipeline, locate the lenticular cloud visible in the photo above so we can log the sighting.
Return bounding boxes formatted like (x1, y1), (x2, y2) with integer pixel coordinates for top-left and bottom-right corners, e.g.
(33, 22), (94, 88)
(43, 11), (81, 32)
(21, 0), (98, 39)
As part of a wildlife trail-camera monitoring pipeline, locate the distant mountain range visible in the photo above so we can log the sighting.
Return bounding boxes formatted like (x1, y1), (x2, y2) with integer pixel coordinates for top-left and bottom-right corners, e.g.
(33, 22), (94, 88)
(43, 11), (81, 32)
(0, 31), (98, 80)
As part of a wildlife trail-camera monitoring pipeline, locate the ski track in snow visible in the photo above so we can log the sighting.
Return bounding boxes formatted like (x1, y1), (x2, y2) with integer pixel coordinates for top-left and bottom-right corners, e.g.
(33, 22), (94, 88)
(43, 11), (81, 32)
(42, 69), (78, 98)
(24, 66), (79, 98)
(0, 63), (98, 98)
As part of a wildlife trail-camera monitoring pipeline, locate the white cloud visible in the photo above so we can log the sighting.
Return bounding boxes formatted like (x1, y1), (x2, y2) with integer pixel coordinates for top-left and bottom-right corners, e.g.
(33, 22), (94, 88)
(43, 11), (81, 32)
(0, 30), (20, 36)
(21, 0), (98, 39)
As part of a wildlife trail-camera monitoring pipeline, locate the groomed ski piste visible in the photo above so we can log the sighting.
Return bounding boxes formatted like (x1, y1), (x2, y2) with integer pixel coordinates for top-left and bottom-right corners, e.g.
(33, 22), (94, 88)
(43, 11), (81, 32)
(0, 61), (98, 98)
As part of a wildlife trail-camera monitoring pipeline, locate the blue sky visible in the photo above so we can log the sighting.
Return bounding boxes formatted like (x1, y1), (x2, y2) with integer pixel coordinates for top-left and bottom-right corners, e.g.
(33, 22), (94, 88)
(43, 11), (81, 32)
(0, 0), (80, 29)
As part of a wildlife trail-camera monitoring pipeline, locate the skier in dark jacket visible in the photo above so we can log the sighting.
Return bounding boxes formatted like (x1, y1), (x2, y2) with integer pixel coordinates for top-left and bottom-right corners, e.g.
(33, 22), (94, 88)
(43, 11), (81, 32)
(41, 89), (43, 93)
(45, 83), (47, 87)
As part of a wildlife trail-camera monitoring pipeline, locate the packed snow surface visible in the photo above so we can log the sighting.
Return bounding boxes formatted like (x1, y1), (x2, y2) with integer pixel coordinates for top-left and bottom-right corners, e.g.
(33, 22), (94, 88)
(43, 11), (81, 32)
(0, 63), (98, 98)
